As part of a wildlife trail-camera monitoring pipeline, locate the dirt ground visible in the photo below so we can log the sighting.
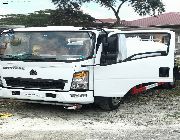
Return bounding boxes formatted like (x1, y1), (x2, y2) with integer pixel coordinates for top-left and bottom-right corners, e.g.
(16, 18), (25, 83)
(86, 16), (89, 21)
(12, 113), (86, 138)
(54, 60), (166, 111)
(0, 82), (180, 140)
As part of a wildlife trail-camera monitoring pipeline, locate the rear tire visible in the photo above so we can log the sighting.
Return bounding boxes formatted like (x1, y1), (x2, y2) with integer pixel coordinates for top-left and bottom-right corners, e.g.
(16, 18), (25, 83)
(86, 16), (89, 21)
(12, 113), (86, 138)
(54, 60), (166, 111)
(162, 76), (176, 89)
(95, 97), (122, 111)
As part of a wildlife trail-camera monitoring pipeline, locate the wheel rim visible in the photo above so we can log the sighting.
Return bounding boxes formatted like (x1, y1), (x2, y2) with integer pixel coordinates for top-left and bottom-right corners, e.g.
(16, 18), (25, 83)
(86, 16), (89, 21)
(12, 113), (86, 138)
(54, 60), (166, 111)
(112, 97), (121, 106)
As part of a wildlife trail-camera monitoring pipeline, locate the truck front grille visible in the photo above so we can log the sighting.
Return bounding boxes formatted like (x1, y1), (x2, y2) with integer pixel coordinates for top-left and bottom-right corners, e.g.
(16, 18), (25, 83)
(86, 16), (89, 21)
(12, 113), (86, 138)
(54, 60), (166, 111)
(4, 77), (67, 89)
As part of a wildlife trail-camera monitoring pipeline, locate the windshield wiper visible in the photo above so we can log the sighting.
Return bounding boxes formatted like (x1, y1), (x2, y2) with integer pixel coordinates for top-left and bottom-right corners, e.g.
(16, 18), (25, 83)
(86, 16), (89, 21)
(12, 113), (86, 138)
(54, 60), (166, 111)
(23, 57), (58, 62)
(19, 54), (59, 61)
(17, 53), (34, 59)
(1, 53), (42, 61)
(1, 54), (21, 60)
(1, 54), (67, 62)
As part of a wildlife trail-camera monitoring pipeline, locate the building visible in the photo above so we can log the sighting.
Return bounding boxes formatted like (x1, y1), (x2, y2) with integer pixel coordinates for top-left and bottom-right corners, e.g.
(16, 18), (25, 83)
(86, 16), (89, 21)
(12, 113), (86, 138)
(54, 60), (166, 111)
(128, 12), (180, 55)
(96, 12), (180, 55)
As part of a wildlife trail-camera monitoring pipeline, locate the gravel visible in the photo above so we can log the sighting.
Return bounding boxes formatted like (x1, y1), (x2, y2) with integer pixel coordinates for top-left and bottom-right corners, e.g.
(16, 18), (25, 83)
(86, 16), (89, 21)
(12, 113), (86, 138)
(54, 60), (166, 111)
(0, 82), (180, 140)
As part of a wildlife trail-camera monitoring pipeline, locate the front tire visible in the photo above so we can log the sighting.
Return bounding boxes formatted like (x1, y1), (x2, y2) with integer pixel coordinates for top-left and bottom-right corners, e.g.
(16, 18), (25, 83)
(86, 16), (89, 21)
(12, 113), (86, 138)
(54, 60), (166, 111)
(95, 97), (122, 111)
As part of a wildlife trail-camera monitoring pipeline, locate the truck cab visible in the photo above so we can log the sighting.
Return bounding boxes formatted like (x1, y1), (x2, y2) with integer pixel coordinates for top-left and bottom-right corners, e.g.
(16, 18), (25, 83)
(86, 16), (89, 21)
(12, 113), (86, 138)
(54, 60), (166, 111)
(0, 26), (175, 110)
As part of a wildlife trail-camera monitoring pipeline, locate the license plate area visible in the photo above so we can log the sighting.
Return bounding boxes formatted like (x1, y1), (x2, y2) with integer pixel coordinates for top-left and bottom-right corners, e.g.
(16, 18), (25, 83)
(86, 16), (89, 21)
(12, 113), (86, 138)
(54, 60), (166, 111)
(46, 93), (56, 98)
(12, 90), (57, 99)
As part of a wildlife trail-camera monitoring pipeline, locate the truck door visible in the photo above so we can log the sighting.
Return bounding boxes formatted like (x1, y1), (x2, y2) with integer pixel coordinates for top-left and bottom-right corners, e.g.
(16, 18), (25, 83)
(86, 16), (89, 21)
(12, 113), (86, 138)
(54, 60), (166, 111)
(94, 30), (175, 97)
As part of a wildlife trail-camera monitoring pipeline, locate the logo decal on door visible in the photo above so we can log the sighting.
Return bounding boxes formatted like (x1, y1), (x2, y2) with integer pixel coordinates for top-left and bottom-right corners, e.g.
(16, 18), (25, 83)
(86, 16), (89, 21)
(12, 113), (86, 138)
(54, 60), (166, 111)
(30, 69), (37, 75)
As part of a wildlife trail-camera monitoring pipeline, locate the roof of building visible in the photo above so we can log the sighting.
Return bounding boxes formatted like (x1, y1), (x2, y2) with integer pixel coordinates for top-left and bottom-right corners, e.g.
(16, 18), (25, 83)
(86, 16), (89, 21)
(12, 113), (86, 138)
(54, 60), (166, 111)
(128, 12), (180, 27)
(95, 12), (180, 28)
(94, 18), (130, 26)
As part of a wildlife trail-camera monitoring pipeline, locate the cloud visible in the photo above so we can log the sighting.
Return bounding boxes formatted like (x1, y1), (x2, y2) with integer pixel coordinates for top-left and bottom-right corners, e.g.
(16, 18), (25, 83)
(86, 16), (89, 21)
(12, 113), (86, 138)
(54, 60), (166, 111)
(163, 0), (180, 12)
(1, 0), (179, 20)
(81, 4), (114, 19)
(0, 0), (56, 15)
(0, 7), (15, 15)
(81, 0), (180, 20)
(81, 2), (142, 20)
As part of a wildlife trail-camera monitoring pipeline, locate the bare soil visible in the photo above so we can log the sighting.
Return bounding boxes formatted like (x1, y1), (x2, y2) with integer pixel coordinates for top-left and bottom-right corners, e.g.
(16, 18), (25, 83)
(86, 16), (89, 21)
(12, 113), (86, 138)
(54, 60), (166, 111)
(0, 82), (180, 140)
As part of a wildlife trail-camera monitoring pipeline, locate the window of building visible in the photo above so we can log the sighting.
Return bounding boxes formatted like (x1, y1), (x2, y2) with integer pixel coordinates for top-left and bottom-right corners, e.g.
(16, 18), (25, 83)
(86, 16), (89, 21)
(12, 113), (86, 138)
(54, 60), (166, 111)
(177, 36), (180, 43)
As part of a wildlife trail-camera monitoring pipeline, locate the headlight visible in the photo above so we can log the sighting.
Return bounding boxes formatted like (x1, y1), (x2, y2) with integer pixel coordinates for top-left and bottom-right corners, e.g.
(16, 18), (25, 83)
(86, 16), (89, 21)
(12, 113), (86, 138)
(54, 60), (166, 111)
(70, 71), (89, 90)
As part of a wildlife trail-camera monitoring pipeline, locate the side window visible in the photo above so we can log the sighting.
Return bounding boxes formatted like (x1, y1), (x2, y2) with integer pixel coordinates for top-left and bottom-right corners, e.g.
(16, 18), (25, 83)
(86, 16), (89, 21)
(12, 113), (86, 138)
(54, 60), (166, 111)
(177, 36), (180, 43)
(119, 33), (170, 62)
(107, 35), (118, 54)
(100, 34), (119, 65)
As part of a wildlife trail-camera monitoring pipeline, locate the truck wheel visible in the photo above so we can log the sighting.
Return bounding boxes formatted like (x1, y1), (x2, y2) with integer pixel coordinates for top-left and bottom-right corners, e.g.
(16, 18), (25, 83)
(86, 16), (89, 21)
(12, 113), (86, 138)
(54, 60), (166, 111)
(164, 66), (179, 89)
(164, 81), (176, 89)
(96, 97), (122, 111)
(162, 77), (176, 89)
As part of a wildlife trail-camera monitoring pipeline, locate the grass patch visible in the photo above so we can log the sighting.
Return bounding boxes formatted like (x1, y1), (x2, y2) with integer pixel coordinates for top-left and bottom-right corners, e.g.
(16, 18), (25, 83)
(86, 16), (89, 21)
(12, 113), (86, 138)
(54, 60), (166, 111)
(165, 112), (180, 119)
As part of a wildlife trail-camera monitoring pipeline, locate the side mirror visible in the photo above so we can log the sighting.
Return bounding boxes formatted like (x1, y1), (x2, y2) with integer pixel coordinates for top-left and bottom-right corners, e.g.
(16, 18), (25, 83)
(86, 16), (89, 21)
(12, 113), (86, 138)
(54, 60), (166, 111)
(100, 37), (108, 66)
(101, 36), (109, 54)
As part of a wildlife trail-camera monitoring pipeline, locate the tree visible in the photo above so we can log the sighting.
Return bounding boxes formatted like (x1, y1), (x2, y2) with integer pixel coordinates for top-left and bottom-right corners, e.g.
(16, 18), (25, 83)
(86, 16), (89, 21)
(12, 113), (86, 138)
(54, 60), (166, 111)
(0, 7), (95, 27)
(0, 10), (51, 27)
(49, 4), (95, 26)
(51, 0), (165, 25)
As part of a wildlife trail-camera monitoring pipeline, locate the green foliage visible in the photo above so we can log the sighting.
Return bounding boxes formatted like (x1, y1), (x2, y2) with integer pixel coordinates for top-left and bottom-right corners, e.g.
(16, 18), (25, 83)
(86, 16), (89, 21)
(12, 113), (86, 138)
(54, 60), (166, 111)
(0, 10), (52, 27)
(0, 7), (95, 27)
(49, 5), (95, 26)
(51, 0), (165, 25)
(130, 0), (165, 16)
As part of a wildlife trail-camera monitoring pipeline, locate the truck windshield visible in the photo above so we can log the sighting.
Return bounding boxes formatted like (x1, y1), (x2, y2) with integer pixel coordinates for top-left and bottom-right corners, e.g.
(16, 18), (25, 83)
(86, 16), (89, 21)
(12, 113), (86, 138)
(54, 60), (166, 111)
(0, 31), (94, 61)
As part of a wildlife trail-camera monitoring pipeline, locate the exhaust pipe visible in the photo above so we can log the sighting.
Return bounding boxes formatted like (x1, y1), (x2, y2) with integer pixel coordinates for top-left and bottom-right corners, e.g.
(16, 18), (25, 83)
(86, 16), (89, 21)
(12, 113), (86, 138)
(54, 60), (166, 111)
(64, 104), (82, 110)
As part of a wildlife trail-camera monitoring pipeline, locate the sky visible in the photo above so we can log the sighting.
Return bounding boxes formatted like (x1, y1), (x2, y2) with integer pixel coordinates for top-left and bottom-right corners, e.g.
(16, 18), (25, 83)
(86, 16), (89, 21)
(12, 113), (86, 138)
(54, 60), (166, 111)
(0, 0), (180, 20)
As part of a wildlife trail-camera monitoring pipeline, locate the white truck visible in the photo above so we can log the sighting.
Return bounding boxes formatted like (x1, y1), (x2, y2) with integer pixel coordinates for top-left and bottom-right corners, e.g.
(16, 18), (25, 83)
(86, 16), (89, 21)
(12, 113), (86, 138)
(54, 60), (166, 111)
(0, 26), (175, 110)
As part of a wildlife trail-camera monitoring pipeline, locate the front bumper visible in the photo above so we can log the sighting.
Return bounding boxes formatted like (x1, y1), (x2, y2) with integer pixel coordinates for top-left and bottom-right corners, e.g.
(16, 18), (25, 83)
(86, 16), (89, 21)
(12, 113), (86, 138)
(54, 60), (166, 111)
(0, 88), (94, 104)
